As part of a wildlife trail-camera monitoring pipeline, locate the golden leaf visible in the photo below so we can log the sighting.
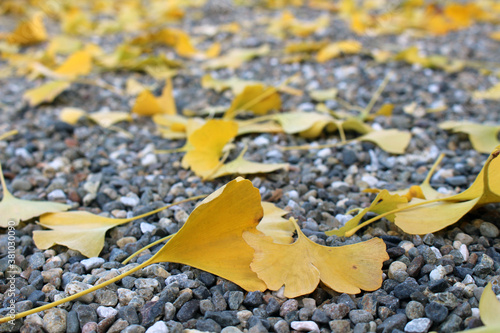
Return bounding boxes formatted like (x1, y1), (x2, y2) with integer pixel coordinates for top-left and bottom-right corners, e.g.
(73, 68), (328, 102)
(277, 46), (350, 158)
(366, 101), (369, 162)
(181, 119), (238, 179)
(23, 81), (71, 107)
(225, 84), (281, 119)
(440, 121), (500, 154)
(257, 202), (294, 244)
(131, 79), (176, 116)
(53, 50), (93, 77)
(204, 44), (270, 70)
(316, 40), (362, 63)
(244, 218), (388, 297)
(0, 163), (70, 228)
(7, 12), (47, 45)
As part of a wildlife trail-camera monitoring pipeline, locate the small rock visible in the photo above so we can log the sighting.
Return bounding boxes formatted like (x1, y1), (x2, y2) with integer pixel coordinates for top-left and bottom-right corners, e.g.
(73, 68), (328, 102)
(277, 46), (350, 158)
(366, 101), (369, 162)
(430, 265), (447, 281)
(43, 308), (67, 333)
(290, 321), (320, 332)
(80, 257), (105, 271)
(406, 301), (425, 320)
(81, 322), (98, 333)
(118, 305), (140, 325)
(176, 299), (200, 321)
(141, 154), (158, 167)
(455, 233), (473, 245)
(75, 304), (97, 328)
(122, 325), (146, 333)
(377, 313), (407, 333)
(145, 321), (168, 333)
(425, 302), (448, 323)
(12, 179), (32, 191)
(243, 291), (263, 308)
(280, 299), (299, 317)
(135, 278), (159, 290)
(196, 318), (222, 333)
(323, 303), (350, 319)
(349, 309), (373, 324)
(205, 311), (240, 326)
(228, 291), (244, 310)
(404, 318), (432, 333)
(439, 314), (462, 333)
(479, 221), (499, 238)
(65, 281), (95, 303)
(274, 319), (290, 333)
(120, 193), (140, 207)
(48, 189), (66, 201)
(329, 319), (351, 333)
(140, 222), (156, 234)
(92, 306), (114, 319)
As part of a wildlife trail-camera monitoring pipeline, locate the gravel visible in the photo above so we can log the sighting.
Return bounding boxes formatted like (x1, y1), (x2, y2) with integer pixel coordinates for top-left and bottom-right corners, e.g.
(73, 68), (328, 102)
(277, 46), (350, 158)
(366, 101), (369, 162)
(1, 1), (500, 333)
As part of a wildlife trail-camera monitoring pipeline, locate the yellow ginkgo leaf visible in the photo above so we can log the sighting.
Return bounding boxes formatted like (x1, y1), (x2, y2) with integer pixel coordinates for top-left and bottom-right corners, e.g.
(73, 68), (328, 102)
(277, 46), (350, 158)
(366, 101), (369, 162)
(309, 88), (338, 101)
(23, 81), (71, 107)
(207, 147), (289, 180)
(243, 218), (388, 297)
(439, 121), (500, 154)
(204, 44), (270, 70)
(225, 84), (281, 119)
(149, 178), (267, 291)
(357, 129), (412, 155)
(201, 74), (261, 94)
(33, 196), (202, 258)
(326, 190), (408, 236)
(473, 83), (500, 100)
(257, 202), (294, 244)
(316, 40), (362, 63)
(490, 31), (500, 41)
(132, 79), (176, 116)
(7, 12), (47, 45)
(181, 119), (238, 179)
(453, 283), (500, 332)
(60, 108), (132, 128)
(0, 163), (70, 228)
(53, 50), (93, 77)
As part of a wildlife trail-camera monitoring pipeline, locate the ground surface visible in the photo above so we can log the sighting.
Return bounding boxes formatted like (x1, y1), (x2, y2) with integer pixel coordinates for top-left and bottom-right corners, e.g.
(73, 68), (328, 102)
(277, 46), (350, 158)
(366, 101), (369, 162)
(1, 1), (500, 333)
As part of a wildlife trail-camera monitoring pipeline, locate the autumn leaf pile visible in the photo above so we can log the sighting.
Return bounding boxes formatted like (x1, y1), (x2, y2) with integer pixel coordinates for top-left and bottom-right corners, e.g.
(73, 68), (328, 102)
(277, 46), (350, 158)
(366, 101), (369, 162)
(1, 0), (500, 325)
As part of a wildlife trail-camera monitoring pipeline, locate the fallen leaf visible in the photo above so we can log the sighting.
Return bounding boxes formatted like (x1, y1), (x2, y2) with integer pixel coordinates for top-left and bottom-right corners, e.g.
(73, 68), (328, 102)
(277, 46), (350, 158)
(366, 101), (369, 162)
(225, 84), (281, 119)
(316, 40), (362, 63)
(204, 44), (270, 69)
(201, 74), (261, 94)
(243, 218), (388, 297)
(0, 163), (70, 228)
(60, 108), (132, 128)
(181, 120), (238, 179)
(23, 81), (72, 107)
(53, 50), (93, 77)
(439, 121), (500, 154)
(147, 178), (267, 291)
(325, 190), (408, 236)
(257, 202), (294, 244)
(208, 147), (289, 180)
(7, 12), (47, 45)
(478, 283), (500, 328)
(132, 79), (176, 116)
(473, 83), (500, 100)
(357, 129), (411, 155)
(309, 88), (338, 101)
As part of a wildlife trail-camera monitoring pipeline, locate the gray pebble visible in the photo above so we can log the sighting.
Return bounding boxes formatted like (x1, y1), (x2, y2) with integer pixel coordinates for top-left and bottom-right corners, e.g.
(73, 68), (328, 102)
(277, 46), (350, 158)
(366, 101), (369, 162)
(404, 318), (432, 333)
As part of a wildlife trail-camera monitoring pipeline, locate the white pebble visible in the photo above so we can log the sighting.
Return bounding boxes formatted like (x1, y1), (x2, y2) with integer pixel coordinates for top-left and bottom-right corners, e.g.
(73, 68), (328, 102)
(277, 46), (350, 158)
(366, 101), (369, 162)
(253, 136), (270, 146)
(291, 321), (320, 332)
(48, 189), (66, 201)
(429, 265), (447, 281)
(146, 321), (168, 333)
(471, 308), (480, 318)
(140, 222), (156, 234)
(331, 181), (349, 190)
(361, 174), (378, 188)
(462, 274), (475, 285)
(120, 193), (140, 207)
(286, 190), (299, 200)
(430, 246), (442, 259)
(96, 306), (117, 318)
(317, 148), (331, 158)
(459, 244), (469, 262)
(141, 153), (158, 166)
(80, 257), (105, 271)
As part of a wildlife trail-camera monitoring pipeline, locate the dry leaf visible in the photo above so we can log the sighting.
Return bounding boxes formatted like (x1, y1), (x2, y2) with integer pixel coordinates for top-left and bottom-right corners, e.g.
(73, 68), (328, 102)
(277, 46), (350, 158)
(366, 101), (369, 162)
(23, 81), (71, 107)
(357, 129), (411, 155)
(473, 83), (500, 100)
(204, 44), (270, 69)
(53, 50), (93, 77)
(243, 218), (388, 297)
(225, 84), (281, 119)
(309, 88), (338, 101)
(60, 108), (132, 128)
(7, 12), (47, 45)
(181, 120), (238, 179)
(325, 190), (408, 236)
(440, 121), (500, 154)
(132, 79), (176, 116)
(257, 202), (294, 244)
(316, 40), (362, 63)
(147, 178), (267, 291)
(0, 163), (70, 228)
(208, 148), (289, 180)
(201, 74), (261, 94)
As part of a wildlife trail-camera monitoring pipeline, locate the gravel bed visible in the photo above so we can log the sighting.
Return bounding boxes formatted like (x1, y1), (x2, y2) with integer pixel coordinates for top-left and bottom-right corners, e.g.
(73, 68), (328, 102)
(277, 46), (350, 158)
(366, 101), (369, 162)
(1, 2), (500, 333)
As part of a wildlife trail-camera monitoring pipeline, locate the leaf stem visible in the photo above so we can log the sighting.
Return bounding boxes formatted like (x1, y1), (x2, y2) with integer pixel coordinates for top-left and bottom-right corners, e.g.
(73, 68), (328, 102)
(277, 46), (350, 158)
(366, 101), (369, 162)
(124, 195), (207, 223)
(0, 259), (153, 323)
(361, 73), (390, 120)
(0, 162), (12, 199)
(281, 138), (355, 151)
(0, 129), (18, 141)
(422, 153), (444, 186)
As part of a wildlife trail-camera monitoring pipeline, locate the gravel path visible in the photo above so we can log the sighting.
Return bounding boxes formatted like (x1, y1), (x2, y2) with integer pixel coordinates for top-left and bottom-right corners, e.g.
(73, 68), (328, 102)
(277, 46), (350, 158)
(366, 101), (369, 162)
(1, 2), (500, 333)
